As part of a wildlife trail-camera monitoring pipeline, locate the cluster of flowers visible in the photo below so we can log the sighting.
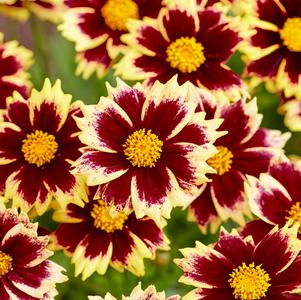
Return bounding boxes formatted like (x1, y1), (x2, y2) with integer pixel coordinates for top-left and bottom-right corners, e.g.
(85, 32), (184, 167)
(1, 0), (301, 299)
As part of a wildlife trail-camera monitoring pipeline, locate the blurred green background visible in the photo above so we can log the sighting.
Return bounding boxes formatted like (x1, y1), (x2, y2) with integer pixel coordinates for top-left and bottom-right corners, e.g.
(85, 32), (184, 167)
(1, 15), (301, 300)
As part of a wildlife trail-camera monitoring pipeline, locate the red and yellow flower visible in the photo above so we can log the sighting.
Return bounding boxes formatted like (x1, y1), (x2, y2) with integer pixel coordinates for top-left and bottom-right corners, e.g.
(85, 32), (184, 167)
(176, 224), (301, 299)
(243, 158), (301, 244)
(0, 33), (32, 113)
(0, 0), (63, 23)
(0, 78), (87, 215)
(54, 187), (169, 279)
(189, 96), (290, 233)
(115, 3), (244, 100)
(279, 95), (301, 131)
(0, 208), (67, 299)
(72, 77), (223, 223)
(88, 282), (180, 300)
(59, 0), (165, 79)
(244, 0), (301, 99)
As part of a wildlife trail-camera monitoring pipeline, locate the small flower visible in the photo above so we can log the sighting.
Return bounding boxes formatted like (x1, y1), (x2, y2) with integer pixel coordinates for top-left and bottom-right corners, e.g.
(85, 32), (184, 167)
(0, 78), (87, 215)
(59, 0), (165, 79)
(0, 208), (67, 299)
(88, 282), (180, 300)
(243, 158), (301, 243)
(72, 76), (223, 222)
(54, 187), (169, 279)
(115, 3), (244, 100)
(189, 95), (290, 233)
(244, 0), (301, 99)
(0, 33), (33, 112)
(175, 224), (301, 299)
(279, 94), (301, 131)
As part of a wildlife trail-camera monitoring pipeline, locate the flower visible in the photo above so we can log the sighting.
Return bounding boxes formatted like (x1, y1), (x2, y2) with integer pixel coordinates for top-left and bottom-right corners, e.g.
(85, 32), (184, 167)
(175, 223), (301, 299)
(59, 0), (165, 79)
(72, 76), (223, 223)
(279, 95), (301, 131)
(0, 78), (87, 215)
(0, 208), (67, 299)
(114, 4), (244, 100)
(0, 0), (63, 22)
(0, 33), (32, 113)
(88, 282), (180, 300)
(244, 0), (301, 99)
(243, 158), (301, 244)
(53, 186), (169, 279)
(189, 95), (290, 233)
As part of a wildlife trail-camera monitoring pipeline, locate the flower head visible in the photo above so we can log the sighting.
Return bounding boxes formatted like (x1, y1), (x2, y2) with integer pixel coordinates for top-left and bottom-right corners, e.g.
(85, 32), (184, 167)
(0, 78), (87, 215)
(54, 187), (169, 279)
(115, 4), (244, 100)
(189, 94), (290, 233)
(0, 33), (32, 112)
(0, 208), (67, 299)
(244, 0), (301, 99)
(176, 224), (301, 299)
(72, 76), (223, 223)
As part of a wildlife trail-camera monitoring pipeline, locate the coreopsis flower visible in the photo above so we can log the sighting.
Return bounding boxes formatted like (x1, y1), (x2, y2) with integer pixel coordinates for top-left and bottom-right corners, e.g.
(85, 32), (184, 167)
(175, 224), (301, 299)
(72, 76), (223, 222)
(54, 187), (169, 279)
(279, 95), (301, 131)
(0, 208), (67, 299)
(114, 4), (245, 100)
(88, 282), (180, 300)
(0, 33), (32, 112)
(189, 96), (290, 233)
(0, 79), (87, 215)
(59, 0), (165, 79)
(243, 158), (301, 244)
(244, 0), (301, 99)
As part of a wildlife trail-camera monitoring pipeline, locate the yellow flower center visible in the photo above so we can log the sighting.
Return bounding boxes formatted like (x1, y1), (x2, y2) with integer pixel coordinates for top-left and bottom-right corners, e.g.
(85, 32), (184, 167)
(101, 0), (139, 31)
(90, 200), (128, 233)
(123, 129), (163, 168)
(229, 262), (271, 300)
(22, 130), (58, 167)
(0, 251), (13, 277)
(166, 37), (206, 73)
(280, 17), (301, 52)
(207, 146), (233, 176)
(286, 202), (301, 232)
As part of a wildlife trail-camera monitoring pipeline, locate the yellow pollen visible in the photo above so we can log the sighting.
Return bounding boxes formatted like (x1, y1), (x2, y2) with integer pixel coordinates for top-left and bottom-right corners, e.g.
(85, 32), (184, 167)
(166, 37), (206, 73)
(123, 129), (163, 168)
(90, 200), (128, 233)
(207, 146), (233, 176)
(0, 251), (13, 277)
(101, 0), (139, 31)
(22, 130), (58, 167)
(286, 202), (301, 233)
(229, 262), (271, 300)
(280, 17), (301, 52)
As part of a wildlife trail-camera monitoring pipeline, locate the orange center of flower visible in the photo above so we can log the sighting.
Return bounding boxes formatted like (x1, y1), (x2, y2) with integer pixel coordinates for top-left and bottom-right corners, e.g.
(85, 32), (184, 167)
(166, 37), (206, 73)
(123, 129), (163, 168)
(0, 251), (13, 277)
(207, 146), (233, 175)
(90, 200), (128, 233)
(101, 0), (139, 31)
(280, 17), (301, 52)
(22, 130), (58, 167)
(286, 202), (301, 232)
(229, 262), (271, 300)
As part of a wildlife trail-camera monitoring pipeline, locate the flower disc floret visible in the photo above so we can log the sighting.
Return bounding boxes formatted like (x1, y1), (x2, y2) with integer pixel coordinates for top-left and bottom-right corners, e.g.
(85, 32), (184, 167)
(91, 200), (128, 233)
(101, 0), (139, 31)
(0, 251), (13, 277)
(22, 130), (58, 167)
(207, 146), (233, 175)
(280, 18), (301, 52)
(166, 37), (206, 73)
(286, 202), (301, 232)
(123, 129), (163, 168)
(229, 262), (271, 300)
